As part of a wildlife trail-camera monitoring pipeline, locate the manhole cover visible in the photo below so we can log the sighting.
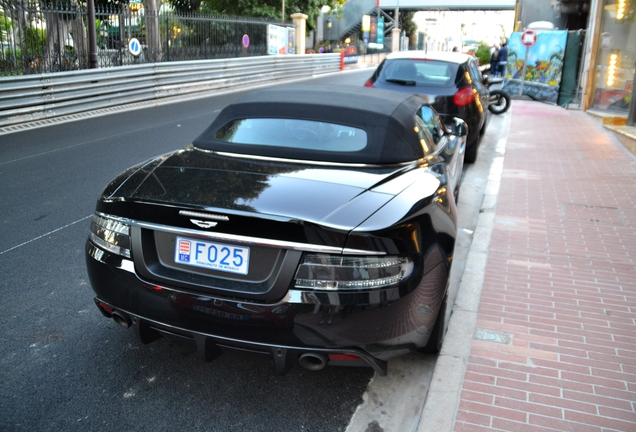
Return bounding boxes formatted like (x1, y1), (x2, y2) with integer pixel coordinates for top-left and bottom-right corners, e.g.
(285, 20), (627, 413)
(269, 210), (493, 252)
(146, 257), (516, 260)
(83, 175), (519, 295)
(562, 203), (625, 225)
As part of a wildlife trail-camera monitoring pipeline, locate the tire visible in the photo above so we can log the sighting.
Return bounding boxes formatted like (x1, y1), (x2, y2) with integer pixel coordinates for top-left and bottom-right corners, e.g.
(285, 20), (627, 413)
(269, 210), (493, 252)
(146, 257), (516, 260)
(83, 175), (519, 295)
(464, 139), (478, 164)
(420, 291), (448, 354)
(488, 90), (511, 115)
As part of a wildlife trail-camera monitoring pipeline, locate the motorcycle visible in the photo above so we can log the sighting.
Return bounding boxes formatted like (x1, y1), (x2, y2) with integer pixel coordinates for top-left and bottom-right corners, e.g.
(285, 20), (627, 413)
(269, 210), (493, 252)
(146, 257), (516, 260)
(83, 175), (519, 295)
(486, 77), (511, 115)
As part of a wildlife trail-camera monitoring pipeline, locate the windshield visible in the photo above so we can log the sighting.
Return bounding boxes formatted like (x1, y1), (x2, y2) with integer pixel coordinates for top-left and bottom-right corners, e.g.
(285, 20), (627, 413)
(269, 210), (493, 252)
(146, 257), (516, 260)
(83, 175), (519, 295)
(381, 59), (459, 88)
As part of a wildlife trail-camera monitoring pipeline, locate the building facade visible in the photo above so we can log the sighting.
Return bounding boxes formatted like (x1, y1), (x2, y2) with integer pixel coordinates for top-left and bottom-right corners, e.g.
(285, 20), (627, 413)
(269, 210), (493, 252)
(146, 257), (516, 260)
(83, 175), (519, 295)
(584, 0), (635, 121)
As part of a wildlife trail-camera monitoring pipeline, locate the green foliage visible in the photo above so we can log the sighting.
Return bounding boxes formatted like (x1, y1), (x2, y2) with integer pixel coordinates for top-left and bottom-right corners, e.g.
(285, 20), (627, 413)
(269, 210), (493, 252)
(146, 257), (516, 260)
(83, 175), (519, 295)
(24, 27), (46, 54)
(195, 0), (344, 31)
(38, 0), (129, 7)
(475, 41), (491, 67)
(168, 0), (203, 13)
(400, 11), (417, 38)
(93, 0), (129, 6)
(1, 11), (13, 38)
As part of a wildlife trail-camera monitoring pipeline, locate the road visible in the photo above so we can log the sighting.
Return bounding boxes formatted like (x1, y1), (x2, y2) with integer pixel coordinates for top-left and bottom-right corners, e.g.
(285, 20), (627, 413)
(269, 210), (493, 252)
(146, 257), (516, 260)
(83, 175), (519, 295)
(0, 67), (509, 432)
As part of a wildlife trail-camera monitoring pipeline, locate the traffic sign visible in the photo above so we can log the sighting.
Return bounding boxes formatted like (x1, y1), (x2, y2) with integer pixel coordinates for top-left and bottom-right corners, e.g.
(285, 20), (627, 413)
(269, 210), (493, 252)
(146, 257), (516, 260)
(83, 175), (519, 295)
(128, 38), (142, 56)
(521, 29), (537, 47)
(242, 34), (250, 48)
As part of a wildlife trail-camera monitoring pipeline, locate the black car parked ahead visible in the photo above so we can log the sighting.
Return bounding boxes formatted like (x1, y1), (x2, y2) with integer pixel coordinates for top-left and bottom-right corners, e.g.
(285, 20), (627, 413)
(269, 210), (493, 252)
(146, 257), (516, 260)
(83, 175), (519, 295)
(85, 85), (468, 376)
(365, 51), (491, 163)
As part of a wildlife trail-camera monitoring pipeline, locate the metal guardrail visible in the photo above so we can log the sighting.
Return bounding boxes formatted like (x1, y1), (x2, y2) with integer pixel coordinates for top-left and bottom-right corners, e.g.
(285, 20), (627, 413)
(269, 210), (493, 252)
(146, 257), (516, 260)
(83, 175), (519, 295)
(0, 54), (341, 127)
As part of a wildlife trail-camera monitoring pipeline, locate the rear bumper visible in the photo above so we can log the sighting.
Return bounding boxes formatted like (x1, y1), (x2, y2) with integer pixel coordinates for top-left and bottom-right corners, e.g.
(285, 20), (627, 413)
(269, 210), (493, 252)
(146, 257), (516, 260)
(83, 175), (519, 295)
(95, 296), (390, 375)
(86, 240), (449, 374)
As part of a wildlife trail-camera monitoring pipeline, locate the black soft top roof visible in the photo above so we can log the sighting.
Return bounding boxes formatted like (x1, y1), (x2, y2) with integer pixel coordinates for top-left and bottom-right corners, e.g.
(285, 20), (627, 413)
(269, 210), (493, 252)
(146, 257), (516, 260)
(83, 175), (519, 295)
(193, 85), (429, 164)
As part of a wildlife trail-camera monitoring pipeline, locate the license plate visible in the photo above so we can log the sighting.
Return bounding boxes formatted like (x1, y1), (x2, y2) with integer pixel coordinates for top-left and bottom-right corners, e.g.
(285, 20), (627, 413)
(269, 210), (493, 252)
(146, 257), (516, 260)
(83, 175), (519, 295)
(174, 237), (250, 275)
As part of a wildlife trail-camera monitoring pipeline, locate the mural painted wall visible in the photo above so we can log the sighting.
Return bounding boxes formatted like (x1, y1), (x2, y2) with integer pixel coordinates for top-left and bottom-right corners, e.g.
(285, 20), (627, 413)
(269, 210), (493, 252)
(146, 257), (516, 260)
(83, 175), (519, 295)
(502, 30), (568, 104)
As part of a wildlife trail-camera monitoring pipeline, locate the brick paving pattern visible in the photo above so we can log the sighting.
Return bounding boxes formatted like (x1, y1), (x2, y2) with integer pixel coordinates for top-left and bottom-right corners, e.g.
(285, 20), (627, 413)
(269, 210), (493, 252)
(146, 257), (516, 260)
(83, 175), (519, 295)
(455, 101), (636, 431)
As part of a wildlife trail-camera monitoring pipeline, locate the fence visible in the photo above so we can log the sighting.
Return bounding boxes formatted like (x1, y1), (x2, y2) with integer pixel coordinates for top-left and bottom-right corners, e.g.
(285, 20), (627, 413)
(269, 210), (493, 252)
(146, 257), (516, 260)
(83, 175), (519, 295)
(0, 53), (341, 128)
(0, 1), (293, 76)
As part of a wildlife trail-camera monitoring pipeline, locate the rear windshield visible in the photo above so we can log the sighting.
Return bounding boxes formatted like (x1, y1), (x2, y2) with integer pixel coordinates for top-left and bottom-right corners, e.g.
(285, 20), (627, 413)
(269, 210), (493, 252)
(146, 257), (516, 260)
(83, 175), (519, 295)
(381, 59), (459, 87)
(215, 118), (367, 152)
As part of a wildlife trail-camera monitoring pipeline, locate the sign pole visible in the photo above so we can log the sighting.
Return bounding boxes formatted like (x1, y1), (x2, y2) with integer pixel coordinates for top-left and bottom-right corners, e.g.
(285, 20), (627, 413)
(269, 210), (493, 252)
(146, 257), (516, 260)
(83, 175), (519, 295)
(519, 29), (537, 96)
(519, 46), (528, 96)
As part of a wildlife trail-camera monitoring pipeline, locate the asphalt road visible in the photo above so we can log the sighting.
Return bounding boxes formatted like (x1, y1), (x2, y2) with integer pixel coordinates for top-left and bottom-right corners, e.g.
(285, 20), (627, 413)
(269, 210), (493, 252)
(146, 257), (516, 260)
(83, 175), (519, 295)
(0, 68), (504, 432)
(0, 69), (376, 432)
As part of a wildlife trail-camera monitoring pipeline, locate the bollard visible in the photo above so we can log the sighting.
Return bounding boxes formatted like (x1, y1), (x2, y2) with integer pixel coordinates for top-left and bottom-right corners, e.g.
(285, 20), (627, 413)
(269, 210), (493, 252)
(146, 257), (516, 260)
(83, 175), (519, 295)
(340, 51), (345, 70)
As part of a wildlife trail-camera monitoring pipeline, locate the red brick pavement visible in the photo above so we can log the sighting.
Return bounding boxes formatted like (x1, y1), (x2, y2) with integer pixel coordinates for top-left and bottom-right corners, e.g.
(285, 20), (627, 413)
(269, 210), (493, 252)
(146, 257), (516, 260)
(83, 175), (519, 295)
(454, 101), (636, 431)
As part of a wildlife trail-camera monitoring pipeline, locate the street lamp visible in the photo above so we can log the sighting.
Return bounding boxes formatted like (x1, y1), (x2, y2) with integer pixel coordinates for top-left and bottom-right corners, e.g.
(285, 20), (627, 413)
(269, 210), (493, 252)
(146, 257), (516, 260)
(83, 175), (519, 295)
(326, 18), (332, 43)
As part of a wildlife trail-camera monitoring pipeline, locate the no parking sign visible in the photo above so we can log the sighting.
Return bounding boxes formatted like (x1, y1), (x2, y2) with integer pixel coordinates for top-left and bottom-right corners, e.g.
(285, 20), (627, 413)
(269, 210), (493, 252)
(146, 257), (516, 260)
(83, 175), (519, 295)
(521, 29), (537, 47)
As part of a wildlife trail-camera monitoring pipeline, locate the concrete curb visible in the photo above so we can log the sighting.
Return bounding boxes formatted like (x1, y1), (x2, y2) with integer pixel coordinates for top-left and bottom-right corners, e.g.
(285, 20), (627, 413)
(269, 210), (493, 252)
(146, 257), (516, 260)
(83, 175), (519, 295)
(416, 121), (511, 431)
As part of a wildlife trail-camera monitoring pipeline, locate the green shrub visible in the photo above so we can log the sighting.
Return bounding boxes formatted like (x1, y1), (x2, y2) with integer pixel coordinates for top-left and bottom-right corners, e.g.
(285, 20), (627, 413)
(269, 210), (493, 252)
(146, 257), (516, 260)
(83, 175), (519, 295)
(24, 27), (46, 55)
(475, 42), (491, 68)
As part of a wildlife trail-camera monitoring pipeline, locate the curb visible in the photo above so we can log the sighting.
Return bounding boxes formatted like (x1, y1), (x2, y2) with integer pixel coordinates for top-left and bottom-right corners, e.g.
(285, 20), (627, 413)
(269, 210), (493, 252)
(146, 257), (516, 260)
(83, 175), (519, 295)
(416, 117), (512, 431)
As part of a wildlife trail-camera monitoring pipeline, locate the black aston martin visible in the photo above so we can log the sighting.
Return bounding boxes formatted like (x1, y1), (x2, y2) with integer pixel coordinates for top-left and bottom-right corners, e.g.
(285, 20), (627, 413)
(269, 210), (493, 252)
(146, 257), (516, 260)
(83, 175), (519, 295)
(85, 85), (467, 376)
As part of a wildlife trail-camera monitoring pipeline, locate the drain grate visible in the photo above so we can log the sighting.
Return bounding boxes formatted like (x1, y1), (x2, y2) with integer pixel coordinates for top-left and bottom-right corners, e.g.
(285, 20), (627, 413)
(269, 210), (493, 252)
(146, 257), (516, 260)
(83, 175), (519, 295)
(562, 203), (625, 225)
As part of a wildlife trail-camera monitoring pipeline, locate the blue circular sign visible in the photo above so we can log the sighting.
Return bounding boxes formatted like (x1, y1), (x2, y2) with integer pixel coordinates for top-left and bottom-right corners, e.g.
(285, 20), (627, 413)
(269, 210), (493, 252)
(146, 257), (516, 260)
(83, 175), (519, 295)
(128, 38), (142, 56)
(242, 34), (250, 48)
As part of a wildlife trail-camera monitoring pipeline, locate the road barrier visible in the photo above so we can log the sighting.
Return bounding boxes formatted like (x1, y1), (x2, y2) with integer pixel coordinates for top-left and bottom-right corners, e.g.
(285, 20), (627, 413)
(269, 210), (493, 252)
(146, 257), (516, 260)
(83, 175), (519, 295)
(0, 54), (340, 128)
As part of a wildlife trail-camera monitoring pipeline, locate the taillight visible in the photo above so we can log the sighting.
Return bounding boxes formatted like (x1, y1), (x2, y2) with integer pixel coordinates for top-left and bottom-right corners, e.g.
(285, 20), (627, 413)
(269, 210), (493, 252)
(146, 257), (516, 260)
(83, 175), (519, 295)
(453, 87), (475, 106)
(90, 213), (132, 258)
(364, 80), (374, 87)
(294, 254), (413, 291)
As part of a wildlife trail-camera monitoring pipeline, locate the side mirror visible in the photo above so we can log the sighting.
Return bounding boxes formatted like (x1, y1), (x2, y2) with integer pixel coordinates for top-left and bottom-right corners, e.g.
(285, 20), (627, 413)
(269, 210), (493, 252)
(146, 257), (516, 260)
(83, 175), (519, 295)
(452, 118), (469, 137)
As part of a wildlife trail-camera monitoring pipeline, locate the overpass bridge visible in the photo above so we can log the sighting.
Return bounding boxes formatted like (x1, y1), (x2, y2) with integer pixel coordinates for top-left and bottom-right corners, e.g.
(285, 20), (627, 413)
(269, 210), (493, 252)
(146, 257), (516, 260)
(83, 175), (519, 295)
(375, 0), (516, 10)
(337, 0), (516, 42)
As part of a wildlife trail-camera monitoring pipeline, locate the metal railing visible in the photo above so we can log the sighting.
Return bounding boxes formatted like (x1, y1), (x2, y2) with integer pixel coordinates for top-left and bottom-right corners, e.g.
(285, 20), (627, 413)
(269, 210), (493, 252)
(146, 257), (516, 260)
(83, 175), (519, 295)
(0, 1), (292, 76)
(0, 53), (341, 128)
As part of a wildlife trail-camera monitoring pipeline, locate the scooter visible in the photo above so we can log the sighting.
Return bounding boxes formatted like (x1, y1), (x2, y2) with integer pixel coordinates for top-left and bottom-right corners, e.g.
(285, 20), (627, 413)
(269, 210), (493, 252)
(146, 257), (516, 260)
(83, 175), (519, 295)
(486, 77), (511, 115)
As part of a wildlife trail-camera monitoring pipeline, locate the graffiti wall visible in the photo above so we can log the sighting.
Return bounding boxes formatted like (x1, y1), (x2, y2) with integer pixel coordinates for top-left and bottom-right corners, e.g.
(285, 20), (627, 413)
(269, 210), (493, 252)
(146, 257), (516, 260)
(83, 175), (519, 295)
(502, 30), (568, 104)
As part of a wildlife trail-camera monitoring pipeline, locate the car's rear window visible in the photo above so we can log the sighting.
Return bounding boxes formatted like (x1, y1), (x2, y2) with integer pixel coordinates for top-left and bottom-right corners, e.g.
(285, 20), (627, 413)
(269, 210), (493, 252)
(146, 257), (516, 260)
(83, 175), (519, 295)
(215, 118), (367, 152)
(381, 59), (459, 87)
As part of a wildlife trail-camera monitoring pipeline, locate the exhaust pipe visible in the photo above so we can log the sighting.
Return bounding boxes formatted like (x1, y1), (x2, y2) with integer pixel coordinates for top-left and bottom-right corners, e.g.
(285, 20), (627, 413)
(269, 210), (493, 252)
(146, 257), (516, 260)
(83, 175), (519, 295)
(299, 353), (328, 371)
(112, 311), (132, 328)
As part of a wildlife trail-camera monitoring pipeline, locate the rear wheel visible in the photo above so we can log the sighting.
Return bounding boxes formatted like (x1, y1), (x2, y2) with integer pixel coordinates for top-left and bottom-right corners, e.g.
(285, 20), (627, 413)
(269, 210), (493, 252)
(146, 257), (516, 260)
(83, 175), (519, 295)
(420, 291), (448, 354)
(464, 139), (478, 163)
(488, 90), (511, 114)
(464, 120), (486, 164)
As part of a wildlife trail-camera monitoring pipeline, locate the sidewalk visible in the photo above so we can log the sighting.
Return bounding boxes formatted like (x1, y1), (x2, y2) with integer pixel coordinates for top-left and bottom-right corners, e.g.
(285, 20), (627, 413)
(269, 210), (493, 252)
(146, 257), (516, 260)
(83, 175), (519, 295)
(420, 100), (636, 431)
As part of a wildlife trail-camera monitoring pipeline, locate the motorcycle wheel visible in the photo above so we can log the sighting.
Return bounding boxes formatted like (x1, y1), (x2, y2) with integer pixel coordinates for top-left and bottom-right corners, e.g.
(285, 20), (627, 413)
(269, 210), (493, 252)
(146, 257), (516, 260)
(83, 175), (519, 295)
(488, 90), (511, 114)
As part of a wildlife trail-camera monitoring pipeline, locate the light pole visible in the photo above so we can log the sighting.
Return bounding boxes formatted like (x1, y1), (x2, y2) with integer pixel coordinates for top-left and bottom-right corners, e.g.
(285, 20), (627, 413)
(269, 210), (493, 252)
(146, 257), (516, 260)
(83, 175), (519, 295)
(87, 0), (98, 68)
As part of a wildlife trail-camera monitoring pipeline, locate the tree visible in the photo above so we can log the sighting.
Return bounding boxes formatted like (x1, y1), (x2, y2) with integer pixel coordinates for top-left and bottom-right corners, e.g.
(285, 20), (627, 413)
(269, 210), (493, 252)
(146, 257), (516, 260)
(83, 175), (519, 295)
(399, 11), (417, 38)
(0, 10), (13, 44)
(38, 0), (88, 69)
(143, 0), (162, 61)
(192, 0), (345, 32)
(166, 0), (201, 13)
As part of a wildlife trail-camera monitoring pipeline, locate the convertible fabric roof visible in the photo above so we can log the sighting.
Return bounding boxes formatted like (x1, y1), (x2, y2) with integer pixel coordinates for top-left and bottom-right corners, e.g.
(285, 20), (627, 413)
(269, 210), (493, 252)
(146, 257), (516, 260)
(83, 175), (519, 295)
(193, 85), (430, 164)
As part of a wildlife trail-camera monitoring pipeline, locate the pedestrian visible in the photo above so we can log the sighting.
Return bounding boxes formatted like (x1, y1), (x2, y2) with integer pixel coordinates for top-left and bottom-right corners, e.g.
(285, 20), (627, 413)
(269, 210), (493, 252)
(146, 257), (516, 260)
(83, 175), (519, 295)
(490, 46), (500, 77)
(498, 41), (509, 78)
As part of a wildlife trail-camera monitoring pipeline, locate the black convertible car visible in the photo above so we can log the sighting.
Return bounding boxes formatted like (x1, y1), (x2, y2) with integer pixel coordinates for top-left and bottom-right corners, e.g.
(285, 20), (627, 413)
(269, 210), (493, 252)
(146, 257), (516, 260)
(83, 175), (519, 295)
(365, 51), (490, 163)
(86, 85), (467, 375)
